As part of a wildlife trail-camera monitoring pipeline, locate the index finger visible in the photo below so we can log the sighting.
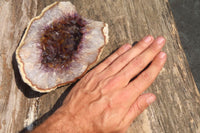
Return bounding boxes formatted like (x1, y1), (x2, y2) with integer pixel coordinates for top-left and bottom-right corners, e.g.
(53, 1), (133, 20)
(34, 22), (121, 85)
(94, 43), (132, 72)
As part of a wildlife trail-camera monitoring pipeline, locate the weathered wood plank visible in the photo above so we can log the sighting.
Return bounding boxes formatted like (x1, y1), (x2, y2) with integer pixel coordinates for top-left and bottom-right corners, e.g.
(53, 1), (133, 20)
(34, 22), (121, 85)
(0, 0), (200, 133)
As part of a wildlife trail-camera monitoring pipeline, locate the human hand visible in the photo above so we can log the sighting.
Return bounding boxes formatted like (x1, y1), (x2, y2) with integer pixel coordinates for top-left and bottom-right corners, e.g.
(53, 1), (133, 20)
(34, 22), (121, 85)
(32, 35), (167, 133)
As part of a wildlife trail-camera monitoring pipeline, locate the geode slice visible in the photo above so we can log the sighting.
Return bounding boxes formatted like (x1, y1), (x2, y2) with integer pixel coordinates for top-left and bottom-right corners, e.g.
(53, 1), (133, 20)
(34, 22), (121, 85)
(16, 1), (109, 93)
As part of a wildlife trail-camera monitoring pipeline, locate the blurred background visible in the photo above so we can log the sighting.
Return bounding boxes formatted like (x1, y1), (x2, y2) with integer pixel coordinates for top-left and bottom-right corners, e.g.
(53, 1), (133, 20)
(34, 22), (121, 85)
(169, 0), (200, 91)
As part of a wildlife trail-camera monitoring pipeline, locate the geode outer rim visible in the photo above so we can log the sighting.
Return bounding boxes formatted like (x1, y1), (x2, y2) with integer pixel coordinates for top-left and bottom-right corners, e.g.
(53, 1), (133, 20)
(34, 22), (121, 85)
(16, 1), (109, 93)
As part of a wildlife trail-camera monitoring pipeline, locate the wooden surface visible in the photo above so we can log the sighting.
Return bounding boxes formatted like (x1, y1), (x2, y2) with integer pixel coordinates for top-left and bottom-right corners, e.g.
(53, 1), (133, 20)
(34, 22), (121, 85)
(0, 0), (200, 133)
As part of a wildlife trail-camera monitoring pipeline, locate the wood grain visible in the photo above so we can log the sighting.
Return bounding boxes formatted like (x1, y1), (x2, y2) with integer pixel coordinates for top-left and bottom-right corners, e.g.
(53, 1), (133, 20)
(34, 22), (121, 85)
(0, 0), (200, 133)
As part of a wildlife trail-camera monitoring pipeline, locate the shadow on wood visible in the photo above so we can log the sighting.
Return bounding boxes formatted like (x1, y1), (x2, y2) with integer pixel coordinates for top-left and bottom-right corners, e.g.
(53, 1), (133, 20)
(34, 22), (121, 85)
(19, 82), (76, 133)
(12, 51), (45, 98)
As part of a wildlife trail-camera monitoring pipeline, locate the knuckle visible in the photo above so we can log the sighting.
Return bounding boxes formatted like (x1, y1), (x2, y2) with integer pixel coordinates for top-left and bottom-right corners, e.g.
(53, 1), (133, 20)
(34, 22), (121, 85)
(154, 57), (164, 66)
(135, 101), (144, 113)
(107, 56), (128, 72)
(108, 64), (119, 73)
(106, 66), (116, 73)
(82, 71), (101, 86)
(98, 78), (106, 86)
(118, 56), (128, 64)
(96, 78), (109, 90)
(115, 49), (122, 56)
(132, 57), (145, 68)
(105, 100), (113, 110)
(97, 59), (112, 71)
(131, 83), (141, 94)
(109, 76), (121, 85)
(137, 41), (149, 50)
(84, 71), (94, 81)
(99, 76), (121, 91)
(150, 44), (160, 53)
(140, 71), (152, 81)
(104, 57), (113, 65)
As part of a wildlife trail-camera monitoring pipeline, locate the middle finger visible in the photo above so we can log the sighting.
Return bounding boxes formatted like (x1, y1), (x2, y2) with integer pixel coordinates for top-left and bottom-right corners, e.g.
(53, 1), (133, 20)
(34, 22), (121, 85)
(116, 36), (165, 84)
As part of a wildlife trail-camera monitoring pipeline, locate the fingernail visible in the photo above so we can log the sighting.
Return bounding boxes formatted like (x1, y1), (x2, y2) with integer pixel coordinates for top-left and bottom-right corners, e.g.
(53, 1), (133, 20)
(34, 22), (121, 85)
(156, 37), (165, 44)
(147, 95), (156, 105)
(159, 52), (166, 59)
(143, 35), (152, 43)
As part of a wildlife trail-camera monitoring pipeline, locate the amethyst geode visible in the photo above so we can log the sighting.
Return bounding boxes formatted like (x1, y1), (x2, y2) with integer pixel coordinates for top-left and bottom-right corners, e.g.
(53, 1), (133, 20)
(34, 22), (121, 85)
(40, 14), (86, 69)
(16, 1), (109, 93)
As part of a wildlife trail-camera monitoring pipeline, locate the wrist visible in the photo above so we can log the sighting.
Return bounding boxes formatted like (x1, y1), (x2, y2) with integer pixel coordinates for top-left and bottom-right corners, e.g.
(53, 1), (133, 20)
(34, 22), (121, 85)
(31, 106), (75, 133)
